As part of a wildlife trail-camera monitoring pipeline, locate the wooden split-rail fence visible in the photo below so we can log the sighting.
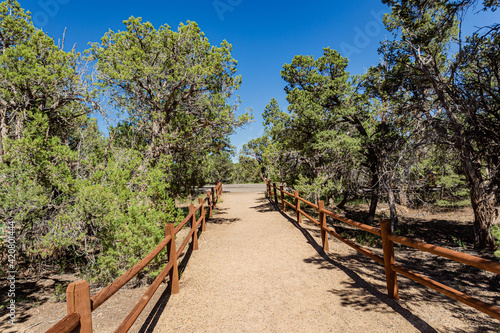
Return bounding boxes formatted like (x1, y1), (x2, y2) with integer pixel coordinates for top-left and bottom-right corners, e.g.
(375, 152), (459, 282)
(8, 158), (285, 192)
(266, 179), (500, 321)
(46, 182), (223, 333)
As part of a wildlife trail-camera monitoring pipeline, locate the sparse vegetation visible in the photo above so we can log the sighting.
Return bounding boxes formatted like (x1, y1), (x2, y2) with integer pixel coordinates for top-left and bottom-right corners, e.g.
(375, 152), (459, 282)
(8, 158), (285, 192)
(50, 284), (66, 303)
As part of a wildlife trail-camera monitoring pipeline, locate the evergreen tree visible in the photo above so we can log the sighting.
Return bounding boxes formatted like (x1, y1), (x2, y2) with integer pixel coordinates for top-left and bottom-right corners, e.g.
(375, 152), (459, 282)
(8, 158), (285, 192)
(381, 0), (500, 247)
(89, 17), (251, 194)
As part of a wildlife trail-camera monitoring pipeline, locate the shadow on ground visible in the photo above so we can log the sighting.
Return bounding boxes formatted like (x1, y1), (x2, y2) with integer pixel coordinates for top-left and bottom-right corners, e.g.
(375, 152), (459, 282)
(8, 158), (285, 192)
(207, 207), (241, 225)
(252, 195), (500, 333)
(137, 242), (197, 333)
(0, 274), (73, 331)
(337, 207), (500, 304)
(250, 196), (279, 213)
(137, 203), (238, 331)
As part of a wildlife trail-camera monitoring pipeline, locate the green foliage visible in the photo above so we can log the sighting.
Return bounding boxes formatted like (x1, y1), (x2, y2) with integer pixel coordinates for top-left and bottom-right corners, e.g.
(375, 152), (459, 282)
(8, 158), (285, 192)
(88, 17), (251, 194)
(492, 225), (500, 259)
(0, 2), (94, 145)
(0, 1), (240, 285)
(450, 236), (467, 249)
(265, 49), (362, 194)
(293, 175), (325, 203)
(1, 116), (181, 283)
(338, 229), (380, 247)
(356, 232), (380, 247)
(241, 136), (270, 179)
(262, 47), (409, 226)
(51, 284), (66, 302)
(380, 0), (500, 247)
(206, 151), (235, 184)
(259, 1), (500, 243)
(233, 154), (261, 184)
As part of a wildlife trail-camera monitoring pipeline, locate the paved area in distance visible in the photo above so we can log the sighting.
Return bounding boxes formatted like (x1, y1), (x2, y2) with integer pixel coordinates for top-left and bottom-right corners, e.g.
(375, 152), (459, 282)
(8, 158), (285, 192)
(199, 183), (267, 193)
(221, 183), (267, 193)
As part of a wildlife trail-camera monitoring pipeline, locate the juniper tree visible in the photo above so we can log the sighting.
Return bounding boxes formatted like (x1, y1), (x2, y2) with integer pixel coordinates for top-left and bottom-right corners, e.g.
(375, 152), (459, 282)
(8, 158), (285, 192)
(381, 0), (500, 247)
(89, 18), (251, 194)
(275, 48), (388, 222)
(0, 2), (179, 282)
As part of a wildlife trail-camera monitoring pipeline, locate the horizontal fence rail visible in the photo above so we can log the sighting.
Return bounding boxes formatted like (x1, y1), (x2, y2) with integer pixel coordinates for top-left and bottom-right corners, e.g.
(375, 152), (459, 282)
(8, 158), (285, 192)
(265, 179), (500, 321)
(46, 182), (223, 333)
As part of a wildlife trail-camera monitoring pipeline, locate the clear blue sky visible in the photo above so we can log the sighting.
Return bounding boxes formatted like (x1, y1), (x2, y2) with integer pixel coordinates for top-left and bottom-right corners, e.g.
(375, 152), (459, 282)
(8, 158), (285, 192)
(21, 0), (498, 158)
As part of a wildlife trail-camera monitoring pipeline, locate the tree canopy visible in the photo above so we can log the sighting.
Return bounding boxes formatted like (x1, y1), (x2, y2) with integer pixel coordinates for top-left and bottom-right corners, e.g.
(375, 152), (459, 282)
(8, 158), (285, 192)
(0, 1), (250, 282)
(378, 0), (500, 247)
(1, 0), (499, 287)
(252, 0), (499, 248)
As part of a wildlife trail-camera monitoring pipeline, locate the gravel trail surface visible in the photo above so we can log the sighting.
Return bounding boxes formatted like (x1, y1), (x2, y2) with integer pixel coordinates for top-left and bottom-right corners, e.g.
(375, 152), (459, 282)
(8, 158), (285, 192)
(147, 190), (490, 333)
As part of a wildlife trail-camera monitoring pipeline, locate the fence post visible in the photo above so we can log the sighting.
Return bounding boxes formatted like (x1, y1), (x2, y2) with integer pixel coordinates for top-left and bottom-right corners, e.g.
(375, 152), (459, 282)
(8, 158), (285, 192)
(318, 201), (329, 252)
(380, 219), (399, 300)
(66, 280), (92, 333)
(190, 204), (199, 250)
(199, 197), (206, 232)
(212, 187), (216, 208)
(267, 179), (271, 198)
(280, 186), (286, 212)
(166, 223), (179, 294)
(294, 190), (302, 223)
(207, 190), (213, 218)
(273, 183), (278, 203)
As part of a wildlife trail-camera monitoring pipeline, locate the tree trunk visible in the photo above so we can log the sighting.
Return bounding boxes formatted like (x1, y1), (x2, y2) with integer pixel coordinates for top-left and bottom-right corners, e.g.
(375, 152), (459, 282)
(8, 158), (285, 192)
(470, 186), (496, 248)
(460, 144), (496, 248)
(337, 190), (349, 209)
(259, 166), (266, 182)
(350, 116), (380, 225)
(494, 207), (500, 226)
(367, 187), (379, 225)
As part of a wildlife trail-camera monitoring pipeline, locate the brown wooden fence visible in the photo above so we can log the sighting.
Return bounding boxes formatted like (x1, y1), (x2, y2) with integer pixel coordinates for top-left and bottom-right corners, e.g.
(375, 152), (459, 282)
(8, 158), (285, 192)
(266, 179), (500, 321)
(46, 182), (223, 333)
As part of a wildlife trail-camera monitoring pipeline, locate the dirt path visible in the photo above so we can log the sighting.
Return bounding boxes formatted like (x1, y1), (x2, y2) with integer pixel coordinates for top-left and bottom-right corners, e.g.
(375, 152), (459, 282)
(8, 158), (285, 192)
(8, 190), (498, 332)
(144, 191), (495, 333)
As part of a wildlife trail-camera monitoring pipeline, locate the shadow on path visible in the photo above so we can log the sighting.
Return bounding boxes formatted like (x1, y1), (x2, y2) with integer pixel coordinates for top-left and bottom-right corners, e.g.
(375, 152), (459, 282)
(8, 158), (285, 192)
(138, 199), (244, 332)
(138, 238), (197, 332)
(207, 208), (242, 225)
(250, 195), (438, 333)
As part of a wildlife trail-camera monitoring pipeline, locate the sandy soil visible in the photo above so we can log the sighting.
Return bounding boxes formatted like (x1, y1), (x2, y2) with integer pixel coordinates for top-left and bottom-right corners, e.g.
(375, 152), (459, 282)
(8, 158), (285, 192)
(4, 190), (500, 332)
